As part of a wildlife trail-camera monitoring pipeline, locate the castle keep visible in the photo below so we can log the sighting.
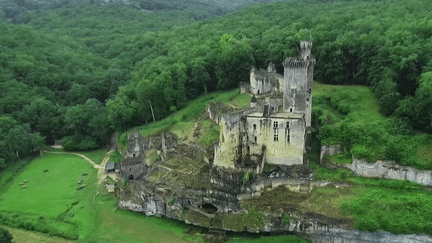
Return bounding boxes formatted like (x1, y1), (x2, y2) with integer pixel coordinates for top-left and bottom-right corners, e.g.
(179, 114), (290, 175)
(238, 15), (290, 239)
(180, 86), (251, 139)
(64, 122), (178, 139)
(210, 41), (315, 171)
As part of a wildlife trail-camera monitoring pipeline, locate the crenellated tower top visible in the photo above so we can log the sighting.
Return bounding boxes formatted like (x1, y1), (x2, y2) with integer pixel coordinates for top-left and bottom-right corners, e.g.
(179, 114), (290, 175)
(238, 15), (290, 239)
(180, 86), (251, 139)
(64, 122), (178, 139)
(300, 41), (312, 61)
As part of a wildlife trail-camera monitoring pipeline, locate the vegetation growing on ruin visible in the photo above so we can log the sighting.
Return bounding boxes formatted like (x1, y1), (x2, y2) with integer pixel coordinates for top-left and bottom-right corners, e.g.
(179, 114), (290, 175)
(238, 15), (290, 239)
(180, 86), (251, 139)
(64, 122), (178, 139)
(118, 89), (249, 147)
(223, 207), (268, 232)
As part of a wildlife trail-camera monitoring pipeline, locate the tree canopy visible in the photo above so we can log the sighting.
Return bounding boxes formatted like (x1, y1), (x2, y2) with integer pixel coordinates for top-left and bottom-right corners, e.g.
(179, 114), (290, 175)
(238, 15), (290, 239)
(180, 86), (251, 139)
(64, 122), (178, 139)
(1, 0), (432, 168)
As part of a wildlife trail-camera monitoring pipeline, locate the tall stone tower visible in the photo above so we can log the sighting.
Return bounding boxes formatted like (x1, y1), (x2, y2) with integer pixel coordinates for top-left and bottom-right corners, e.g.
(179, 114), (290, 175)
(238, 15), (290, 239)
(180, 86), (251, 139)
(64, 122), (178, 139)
(282, 41), (315, 128)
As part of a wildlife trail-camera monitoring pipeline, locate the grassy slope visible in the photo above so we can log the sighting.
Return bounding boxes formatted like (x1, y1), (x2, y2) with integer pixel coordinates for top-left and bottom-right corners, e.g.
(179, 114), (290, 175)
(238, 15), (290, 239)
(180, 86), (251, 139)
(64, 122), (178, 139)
(310, 82), (432, 235)
(313, 82), (432, 169)
(313, 82), (385, 127)
(120, 89), (252, 146)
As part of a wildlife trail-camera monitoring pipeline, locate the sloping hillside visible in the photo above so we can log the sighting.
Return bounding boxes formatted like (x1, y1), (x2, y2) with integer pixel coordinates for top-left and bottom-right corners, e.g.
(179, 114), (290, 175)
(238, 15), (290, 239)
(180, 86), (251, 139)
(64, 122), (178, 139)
(313, 82), (432, 169)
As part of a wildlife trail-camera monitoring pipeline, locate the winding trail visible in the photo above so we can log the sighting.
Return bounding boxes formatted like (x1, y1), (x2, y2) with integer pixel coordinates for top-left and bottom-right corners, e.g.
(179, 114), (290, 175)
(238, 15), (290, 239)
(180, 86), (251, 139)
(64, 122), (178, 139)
(97, 150), (116, 185)
(48, 151), (101, 169)
(47, 132), (120, 186)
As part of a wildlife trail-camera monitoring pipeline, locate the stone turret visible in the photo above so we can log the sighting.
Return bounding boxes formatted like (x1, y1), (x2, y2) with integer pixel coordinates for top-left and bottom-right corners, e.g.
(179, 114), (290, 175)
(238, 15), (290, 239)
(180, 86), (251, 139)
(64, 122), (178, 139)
(282, 41), (315, 128)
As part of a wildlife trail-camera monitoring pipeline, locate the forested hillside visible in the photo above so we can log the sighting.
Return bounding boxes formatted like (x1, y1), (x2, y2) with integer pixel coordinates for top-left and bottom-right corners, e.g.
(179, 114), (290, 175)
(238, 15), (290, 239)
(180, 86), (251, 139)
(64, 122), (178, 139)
(1, 0), (431, 169)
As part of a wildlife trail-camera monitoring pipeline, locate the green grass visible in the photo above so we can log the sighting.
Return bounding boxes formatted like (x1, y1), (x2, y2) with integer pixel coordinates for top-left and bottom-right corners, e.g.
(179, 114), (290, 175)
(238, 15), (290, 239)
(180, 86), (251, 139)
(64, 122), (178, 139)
(198, 120), (220, 146)
(0, 156), (34, 195)
(0, 211), (79, 239)
(0, 153), (95, 217)
(109, 151), (122, 163)
(313, 82), (432, 169)
(80, 149), (109, 165)
(118, 89), (248, 146)
(1, 225), (73, 243)
(341, 188), (432, 234)
(0, 153), (97, 240)
(313, 82), (385, 127)
(171, 121), (195, 140)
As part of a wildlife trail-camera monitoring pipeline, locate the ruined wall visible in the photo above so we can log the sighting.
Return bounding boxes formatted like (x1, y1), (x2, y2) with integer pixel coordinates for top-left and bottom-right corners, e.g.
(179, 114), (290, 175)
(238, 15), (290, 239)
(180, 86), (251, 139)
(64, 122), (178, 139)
(245, 115), (304, 166)
(345, 158), (432, 186)
(320, 145), (343, 163)
(213, 113), (244, 169)
(250, 69), (284, 96)
(126, 131), (152, 158)
(121, 163), (146, 181)
(306, 63), (314, 127)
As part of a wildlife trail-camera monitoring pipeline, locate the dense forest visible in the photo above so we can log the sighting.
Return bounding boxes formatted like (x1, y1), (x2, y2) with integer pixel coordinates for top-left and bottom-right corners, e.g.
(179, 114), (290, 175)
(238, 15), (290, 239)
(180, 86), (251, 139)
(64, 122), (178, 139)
(0, 0), (431, 169)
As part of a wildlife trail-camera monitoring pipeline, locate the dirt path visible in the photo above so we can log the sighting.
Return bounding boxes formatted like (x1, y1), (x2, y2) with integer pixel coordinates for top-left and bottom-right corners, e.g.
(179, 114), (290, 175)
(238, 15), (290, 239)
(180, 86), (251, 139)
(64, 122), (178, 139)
(48, 151), (100, 169)
(97, 150), (116, 185)
(48, 133), (120, 187)
(48, 149), (119, 185)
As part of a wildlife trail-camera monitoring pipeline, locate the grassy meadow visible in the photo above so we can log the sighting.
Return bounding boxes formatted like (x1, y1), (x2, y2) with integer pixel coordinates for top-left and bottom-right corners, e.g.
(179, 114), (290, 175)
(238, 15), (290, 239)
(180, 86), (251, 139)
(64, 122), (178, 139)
(0, 150), (309, 242)
(0, 152), (206, 242)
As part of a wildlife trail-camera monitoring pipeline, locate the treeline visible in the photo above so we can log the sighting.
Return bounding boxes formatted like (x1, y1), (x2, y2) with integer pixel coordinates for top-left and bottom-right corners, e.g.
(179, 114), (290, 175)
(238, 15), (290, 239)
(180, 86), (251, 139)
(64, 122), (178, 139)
(103, 0), (432, 132)
(0, 21), (112, 167)
(1, 0), (432, 169)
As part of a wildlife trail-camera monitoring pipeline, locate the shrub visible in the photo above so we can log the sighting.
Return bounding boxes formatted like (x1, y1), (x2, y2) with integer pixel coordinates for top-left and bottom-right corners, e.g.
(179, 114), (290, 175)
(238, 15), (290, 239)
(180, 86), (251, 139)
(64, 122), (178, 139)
(351, 145), (372, 161)
(0, 227), (13, 243)
(0, 210), (78, 240)
(282, 214), (291, 224)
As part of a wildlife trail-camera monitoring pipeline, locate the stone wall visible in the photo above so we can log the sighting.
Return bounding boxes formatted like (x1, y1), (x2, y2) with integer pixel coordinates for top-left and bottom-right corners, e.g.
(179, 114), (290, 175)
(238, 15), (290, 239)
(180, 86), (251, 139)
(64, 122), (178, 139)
(320, 145), (343, 163)
(245, 115), (304, 166)
(345, 158), (432, 186)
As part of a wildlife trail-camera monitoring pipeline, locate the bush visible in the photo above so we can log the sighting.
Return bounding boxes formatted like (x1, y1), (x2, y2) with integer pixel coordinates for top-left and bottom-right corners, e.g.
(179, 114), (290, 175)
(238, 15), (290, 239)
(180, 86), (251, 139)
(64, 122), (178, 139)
(351, 145), (372, 161)
(0, 227), (13, 243)
(282, 214), (291, 224)
(62, 135), (98, 151)
(0, 210), (78, 240)
(341, 188), (432, 235)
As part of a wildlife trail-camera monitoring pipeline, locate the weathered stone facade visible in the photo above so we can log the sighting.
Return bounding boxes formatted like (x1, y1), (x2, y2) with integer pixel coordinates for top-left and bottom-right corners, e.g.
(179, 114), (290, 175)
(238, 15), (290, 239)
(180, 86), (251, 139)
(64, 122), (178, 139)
(213, 41), (315, 170)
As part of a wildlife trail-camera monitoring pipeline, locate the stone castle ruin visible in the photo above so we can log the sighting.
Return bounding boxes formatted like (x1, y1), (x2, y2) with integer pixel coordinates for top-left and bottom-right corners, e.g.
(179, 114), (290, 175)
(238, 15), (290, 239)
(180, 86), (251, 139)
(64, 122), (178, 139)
(210, 41), (315, 172)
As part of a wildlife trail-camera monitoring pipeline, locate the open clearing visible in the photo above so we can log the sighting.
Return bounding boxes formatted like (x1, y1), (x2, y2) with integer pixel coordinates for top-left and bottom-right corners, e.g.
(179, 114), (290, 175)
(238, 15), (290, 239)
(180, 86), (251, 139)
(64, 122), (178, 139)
(0, 153), (95, 217)
(0, 152), (205, 242)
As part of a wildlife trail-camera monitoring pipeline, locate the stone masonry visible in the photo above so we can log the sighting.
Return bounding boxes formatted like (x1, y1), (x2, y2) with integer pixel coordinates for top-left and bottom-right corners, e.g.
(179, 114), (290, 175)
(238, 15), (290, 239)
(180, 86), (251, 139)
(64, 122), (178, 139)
(211, 41), (316, 171)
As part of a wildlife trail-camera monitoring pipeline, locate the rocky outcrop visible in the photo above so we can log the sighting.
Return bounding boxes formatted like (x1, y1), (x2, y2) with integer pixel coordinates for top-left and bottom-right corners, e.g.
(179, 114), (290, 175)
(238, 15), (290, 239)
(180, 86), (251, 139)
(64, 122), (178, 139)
(304, 228), (432, 243)
(320, 145), (343, 163)
(345, 157), (432, 186)
(119, 194), (432, 243)
(117, 139), (432, 242)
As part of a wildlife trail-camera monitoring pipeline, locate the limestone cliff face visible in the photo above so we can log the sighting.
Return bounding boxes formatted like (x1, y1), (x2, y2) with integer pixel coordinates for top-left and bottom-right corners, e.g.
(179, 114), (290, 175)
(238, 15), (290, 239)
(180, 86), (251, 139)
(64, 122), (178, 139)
(320, 145), (432, 186)
(345, 158), (432, 186)
(118, 191), (432, 243)
(116, 134), (432, 242)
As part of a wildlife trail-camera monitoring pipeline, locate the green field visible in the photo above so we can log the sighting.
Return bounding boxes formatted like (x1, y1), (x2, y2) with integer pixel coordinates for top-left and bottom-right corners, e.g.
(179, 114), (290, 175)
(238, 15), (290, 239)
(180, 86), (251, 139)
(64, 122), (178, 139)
(0, 152), (205, 242)
(0, 151), (310, 242)
(0, 153), (94, 217)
